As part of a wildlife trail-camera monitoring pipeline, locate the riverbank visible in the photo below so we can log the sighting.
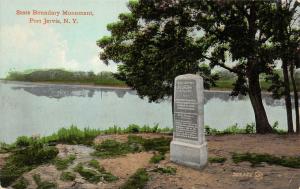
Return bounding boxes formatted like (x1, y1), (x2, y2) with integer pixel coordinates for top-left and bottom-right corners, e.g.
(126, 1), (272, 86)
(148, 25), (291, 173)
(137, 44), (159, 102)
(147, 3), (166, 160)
(0, 79), (260, 93)
(4, 68), (300, 92)
(1, 133), (299, 189)
(2, 79), (294, 95)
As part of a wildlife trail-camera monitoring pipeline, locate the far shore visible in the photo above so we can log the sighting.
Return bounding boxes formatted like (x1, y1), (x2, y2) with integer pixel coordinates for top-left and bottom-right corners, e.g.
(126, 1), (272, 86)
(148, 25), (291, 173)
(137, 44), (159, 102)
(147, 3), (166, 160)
(1, 79), (299, 95)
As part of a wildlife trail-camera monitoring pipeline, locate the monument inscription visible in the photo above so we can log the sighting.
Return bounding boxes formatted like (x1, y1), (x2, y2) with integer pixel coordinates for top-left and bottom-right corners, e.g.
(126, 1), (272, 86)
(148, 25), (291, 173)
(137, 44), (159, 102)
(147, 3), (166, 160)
(174, 79), (198, 140)
(170, 74), (208, 169)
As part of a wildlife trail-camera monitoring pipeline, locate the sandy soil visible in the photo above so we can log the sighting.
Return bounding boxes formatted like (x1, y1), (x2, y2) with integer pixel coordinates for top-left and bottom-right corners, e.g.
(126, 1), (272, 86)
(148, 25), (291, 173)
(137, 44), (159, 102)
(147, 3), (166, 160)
(2, 134), (300, 189)
(146, 134), (300, 189)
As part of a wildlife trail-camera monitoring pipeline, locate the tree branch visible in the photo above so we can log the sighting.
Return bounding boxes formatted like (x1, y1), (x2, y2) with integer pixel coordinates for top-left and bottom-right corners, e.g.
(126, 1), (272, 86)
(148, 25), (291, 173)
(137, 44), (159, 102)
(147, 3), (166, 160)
(202, 54), (239, 74)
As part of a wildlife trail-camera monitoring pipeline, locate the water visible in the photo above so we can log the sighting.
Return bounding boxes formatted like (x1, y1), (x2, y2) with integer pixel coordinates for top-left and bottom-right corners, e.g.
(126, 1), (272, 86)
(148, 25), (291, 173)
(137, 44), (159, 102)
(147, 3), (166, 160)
(0, 80), (296, 143)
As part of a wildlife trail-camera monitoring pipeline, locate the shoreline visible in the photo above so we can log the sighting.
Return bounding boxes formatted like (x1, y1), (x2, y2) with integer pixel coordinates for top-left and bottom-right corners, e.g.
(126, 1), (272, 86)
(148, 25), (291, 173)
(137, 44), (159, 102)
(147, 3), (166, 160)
(0, 79), (131, 90)
(1, 79), (298, 95)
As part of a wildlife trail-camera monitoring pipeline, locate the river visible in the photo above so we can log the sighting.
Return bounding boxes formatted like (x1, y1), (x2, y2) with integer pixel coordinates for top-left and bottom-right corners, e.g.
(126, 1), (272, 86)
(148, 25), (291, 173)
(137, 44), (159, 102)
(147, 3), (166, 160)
(0, 80), (297, 143)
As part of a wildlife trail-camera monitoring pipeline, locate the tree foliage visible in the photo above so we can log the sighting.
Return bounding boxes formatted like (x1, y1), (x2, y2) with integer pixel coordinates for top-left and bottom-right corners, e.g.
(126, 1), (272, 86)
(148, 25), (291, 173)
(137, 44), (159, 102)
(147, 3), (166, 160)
(98, 0), (299, 133)
(98, 0), (218, 102)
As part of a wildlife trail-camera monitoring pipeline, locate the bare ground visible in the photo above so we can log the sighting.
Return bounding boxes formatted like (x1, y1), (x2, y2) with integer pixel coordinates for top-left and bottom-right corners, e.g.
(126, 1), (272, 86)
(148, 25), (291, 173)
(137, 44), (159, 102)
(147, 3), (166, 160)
(2, 134), (300, 189)
(146, 134), (300, 189)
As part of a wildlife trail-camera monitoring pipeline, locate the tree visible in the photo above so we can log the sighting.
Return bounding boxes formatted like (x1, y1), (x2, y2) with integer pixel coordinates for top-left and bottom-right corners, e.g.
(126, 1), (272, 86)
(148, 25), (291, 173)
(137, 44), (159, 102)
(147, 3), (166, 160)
(98, 0), (296, 133)
(187, 1), (278, 133)
(267, 0), (299, 133)
(97, 0), (218, 105)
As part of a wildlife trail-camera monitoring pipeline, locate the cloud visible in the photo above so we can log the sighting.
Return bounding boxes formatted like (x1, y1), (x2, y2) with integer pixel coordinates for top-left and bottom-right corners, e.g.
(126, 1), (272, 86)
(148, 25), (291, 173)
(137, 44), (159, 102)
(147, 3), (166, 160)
(0, 24), (118, 77)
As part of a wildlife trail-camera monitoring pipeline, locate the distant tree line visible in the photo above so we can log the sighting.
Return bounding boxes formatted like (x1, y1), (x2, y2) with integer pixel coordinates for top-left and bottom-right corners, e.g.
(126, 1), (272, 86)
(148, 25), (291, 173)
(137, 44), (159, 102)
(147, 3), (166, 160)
(5, 69), (125, 86)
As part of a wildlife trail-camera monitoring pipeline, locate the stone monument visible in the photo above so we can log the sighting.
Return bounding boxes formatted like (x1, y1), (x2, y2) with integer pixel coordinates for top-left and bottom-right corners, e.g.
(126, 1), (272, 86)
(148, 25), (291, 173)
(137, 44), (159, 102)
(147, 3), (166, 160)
(170, 74), (207, 169)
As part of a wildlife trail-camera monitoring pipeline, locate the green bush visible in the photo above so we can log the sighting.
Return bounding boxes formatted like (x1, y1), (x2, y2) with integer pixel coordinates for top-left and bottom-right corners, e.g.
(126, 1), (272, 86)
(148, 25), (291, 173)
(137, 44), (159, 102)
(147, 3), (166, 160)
(245, 123), (255, 134)
(272, 121), (286, 134)
(125, 124), (140, 133)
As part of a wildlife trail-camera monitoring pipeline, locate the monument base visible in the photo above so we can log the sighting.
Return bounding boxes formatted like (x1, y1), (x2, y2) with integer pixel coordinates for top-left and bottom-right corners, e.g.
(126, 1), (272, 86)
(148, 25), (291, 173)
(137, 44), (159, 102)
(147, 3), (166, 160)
(170, 140), (207, 169)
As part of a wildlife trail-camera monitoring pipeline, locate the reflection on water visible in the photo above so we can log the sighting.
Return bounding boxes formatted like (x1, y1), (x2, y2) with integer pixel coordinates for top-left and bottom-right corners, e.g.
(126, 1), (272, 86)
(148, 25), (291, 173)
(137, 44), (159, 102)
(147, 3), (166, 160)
(11, 81), (287, 107)
(11, 83), (136, 99)
(0, 80), (297, 143)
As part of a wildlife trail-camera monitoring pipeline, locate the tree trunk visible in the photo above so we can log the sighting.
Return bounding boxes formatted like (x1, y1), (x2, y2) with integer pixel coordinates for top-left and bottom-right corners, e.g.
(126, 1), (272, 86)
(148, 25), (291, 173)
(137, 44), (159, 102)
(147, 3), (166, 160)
(248, 72), (273, 134)
(290, 63), (299, 133)
(282, 62), (294, 133)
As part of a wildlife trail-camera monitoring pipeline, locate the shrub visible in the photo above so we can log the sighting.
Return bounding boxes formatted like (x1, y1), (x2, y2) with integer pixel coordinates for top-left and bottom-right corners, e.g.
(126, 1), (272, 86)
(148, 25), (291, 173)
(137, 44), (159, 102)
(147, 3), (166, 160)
(245, 123), (255, 134)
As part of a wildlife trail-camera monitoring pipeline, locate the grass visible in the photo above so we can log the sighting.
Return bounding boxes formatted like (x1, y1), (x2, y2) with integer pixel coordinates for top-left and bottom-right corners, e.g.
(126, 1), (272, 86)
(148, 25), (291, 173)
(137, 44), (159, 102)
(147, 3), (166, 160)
(92, 139), (140, 158)
(208, 156), (227, 163)
(53, 155), (76, 170)
(152, 166), (177, 175)
(120, 168), (149, 189)
(88, 159), (105, 172)
(74, 161), (118, 183)
(12, 177), (29, 189)
(92, 135), (172, 158)
(0, 124), (171, 149)
(150, 153), (165, 164)
(73, 163), (102, 183)
(87, 159), (118, 182)
(232, 152), (300, 168)
(204, 122), (286, 135)
(60, 171), (76, 181)
(0, 124), (171, 187)
(0, 139), (58, 187)
(33, 174), (57, 189)
(205, 123), (256, 135)
(0, 123), (290, 187)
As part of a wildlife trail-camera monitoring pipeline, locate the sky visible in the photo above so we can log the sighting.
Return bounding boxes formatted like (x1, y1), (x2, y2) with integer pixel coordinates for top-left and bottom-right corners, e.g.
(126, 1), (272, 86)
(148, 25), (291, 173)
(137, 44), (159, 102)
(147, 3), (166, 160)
(0, 0), (129, 78)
